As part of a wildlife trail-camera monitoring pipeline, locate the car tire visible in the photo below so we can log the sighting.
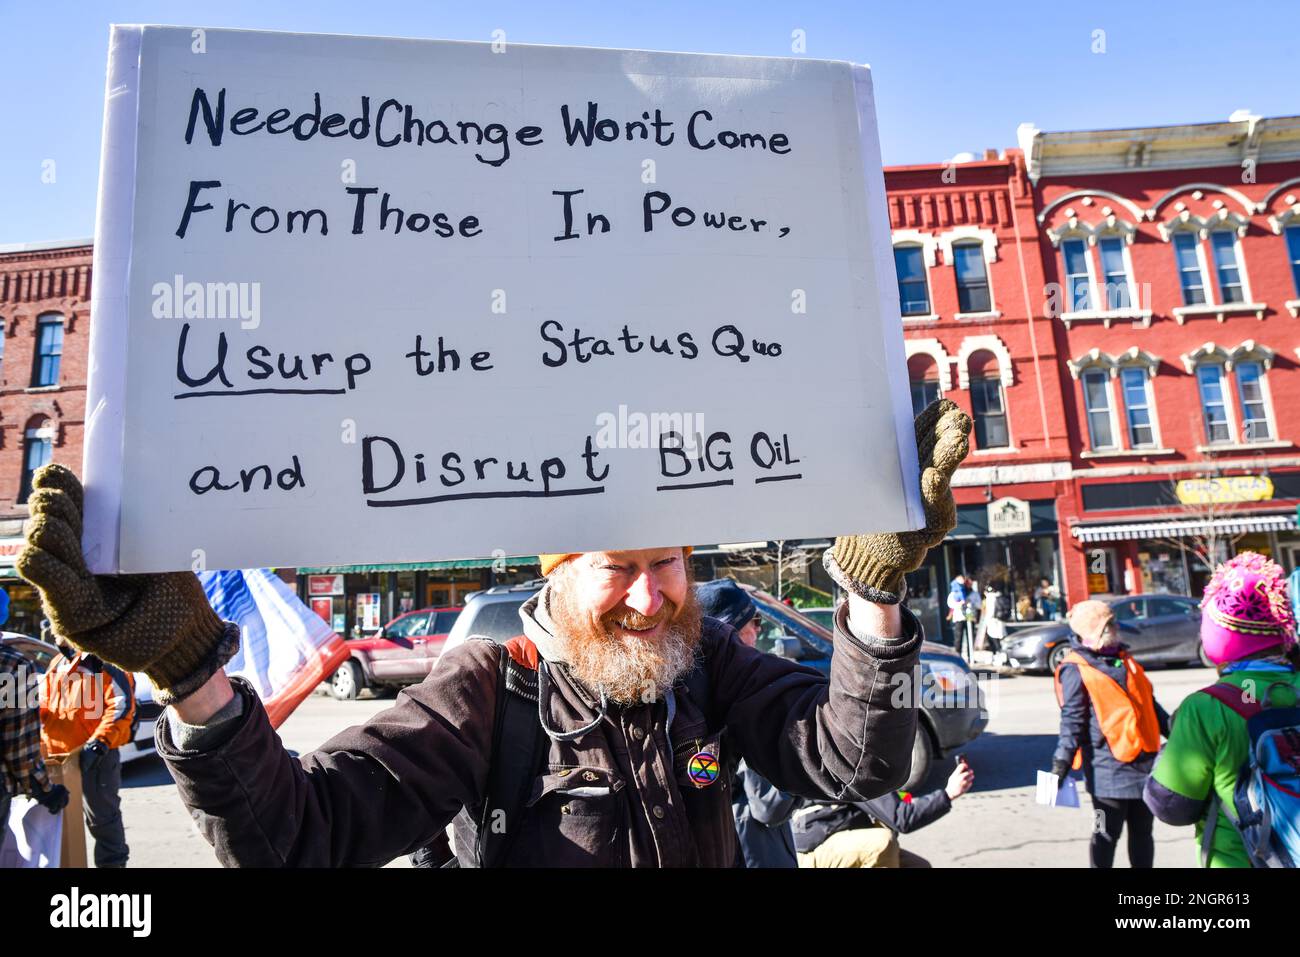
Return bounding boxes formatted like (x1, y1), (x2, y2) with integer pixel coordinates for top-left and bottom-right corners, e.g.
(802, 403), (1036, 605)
(1047, 642), (1071, 674)
(903, 724), (936, 793)
(1197, 641), (1214, 669)
(330, 660), (364, 700)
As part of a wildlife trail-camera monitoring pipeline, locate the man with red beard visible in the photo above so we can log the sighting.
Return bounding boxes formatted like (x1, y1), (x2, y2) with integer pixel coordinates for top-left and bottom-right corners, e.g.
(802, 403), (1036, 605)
(16, 400), (969, 867)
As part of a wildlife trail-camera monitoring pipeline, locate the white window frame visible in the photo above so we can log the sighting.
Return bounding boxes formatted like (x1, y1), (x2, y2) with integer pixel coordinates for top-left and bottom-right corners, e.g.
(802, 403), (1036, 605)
(1115, 364), (1162, 449)
(1096, 234), (1137, 312)
(1194, 362), (1237, 446)
(1206, 227), (1253, 305)
(1171, 228), (1212, 307)
(893, 243), (933, 319)
(1233, 359), (1274, 443)
(1060, 237), (1097, 312)
(951, 239), (997, 318)
(1080, 368), (1120, 451)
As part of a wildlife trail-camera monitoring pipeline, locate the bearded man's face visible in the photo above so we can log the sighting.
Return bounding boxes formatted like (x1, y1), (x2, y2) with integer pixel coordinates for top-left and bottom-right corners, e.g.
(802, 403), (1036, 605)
(547, 548), (701, 705)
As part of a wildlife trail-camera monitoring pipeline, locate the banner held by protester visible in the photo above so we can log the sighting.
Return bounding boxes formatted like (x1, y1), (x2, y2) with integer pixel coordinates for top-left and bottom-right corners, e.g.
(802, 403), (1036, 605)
(83, 26), (919, 572)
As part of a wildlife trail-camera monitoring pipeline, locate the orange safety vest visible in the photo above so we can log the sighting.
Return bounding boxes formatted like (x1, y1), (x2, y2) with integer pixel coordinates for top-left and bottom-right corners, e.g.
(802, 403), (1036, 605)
(1053, 649), (1160, 769)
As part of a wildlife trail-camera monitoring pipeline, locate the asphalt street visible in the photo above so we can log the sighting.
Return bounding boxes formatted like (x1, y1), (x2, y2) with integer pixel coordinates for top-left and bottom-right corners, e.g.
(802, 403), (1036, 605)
(112, 663), (1219, 868)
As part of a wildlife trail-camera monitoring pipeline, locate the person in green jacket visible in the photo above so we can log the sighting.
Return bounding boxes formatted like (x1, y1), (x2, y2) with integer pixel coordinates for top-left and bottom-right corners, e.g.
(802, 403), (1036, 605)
(1144, 552), (1300, 867)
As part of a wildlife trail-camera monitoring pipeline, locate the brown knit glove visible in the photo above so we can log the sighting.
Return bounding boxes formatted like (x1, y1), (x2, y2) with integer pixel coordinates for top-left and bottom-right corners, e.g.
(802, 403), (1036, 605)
(824, 398), (972, 604)
(15, 464), (239, 706)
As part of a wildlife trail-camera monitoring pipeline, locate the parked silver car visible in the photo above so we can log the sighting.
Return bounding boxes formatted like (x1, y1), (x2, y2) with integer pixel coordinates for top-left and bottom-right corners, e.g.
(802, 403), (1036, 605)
(1000, 594), (1209, 674)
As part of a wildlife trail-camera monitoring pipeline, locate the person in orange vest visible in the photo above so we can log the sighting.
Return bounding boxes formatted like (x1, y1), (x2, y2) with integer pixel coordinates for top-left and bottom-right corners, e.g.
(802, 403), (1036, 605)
(1052, 599), (1169, 868)
(38, 634), (136, 867)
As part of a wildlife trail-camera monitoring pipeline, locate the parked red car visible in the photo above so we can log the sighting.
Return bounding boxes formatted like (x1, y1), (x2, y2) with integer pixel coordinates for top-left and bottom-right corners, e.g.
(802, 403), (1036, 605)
(328, 607), (462, 700)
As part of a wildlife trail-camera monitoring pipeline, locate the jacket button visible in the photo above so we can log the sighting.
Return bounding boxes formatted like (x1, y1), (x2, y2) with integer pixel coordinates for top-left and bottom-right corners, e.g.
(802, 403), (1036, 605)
(631, 726), (645, 741)
(652, 805), (665, 820)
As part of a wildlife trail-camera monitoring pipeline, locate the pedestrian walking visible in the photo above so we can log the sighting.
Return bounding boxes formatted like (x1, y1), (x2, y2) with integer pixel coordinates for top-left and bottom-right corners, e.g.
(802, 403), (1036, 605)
(1052, 599), (1169, 868)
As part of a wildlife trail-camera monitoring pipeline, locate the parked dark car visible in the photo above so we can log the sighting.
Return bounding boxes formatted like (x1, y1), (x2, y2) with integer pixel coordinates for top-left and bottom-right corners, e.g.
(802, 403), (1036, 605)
(328, 606), (462, 700)
(1, 631), (160, 765)
(1001, 594), (1209, 674)
(441, 582), (987, 792)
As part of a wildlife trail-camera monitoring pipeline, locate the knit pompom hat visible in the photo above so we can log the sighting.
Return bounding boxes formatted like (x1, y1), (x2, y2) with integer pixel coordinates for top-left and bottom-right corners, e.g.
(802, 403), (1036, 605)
(1201, 551), (1296, 665)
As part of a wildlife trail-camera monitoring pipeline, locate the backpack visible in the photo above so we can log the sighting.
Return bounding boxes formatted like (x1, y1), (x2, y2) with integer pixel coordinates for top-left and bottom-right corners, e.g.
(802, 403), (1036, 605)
(422, 632), (716, 868)
(1198, 680), (1300, 868)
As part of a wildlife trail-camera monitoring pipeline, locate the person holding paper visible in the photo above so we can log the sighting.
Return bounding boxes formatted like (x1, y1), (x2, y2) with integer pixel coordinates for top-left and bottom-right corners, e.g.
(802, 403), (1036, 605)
(15, 399), (969, 868)
(1052, 600), (1169, 868)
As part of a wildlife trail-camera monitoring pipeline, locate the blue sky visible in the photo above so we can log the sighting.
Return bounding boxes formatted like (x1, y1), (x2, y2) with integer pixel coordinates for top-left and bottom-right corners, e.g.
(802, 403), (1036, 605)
(1, 0), (1294, 244)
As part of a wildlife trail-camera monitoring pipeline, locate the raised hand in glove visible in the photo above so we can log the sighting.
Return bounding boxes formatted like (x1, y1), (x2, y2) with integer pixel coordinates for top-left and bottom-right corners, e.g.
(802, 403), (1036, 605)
(16, 464), (239, 706)
(824, 398), (972, 604)
(34, 783), (70, 814)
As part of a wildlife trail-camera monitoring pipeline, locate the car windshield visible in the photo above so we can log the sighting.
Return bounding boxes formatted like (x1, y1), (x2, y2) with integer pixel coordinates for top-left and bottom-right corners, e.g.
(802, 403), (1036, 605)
(747, 593), (833, 659)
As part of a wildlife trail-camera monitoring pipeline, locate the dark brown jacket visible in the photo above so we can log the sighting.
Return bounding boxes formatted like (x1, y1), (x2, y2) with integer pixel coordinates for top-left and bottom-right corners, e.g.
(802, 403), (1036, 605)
(156, 598), (922, 867)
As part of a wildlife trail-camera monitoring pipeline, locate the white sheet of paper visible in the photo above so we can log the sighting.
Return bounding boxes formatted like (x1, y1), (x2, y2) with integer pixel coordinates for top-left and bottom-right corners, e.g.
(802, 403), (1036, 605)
(84, 26), (922, 572)
(0, 796), (63, 868)
(1035, 770), (1081, 808)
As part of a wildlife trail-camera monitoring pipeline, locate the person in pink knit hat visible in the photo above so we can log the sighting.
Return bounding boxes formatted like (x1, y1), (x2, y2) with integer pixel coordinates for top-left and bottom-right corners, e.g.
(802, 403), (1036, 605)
(1144, 551), (1300, 867)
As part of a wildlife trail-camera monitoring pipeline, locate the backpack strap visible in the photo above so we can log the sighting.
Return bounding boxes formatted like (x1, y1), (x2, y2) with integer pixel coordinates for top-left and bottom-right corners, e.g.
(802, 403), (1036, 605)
(458, 639), (548, 868)
(1200, 682), (1265, 720)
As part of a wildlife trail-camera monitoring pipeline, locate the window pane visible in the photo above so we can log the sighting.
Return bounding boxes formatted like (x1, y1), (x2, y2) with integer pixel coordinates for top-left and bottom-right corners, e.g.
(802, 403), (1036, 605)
(34, 318), (64, 387)
(1287, 226), (1300, 296)
(1196, 365), (1231, 443)
(971, 377), (1008, 448)
(1082, 371), (1114, 448)
(954, 243), (990, 313)
(1173, 233), (1206, 305)
(1120, 368), (1154, 447)
(1236, 361), (1271, 441)
(1062, 240), (1091, 311)
(18, 433), (52, 504)
(910, 379), (941, 418)
(1210, 231), (1243, 303)
(894, 246), (930, 316)
(1098, 238), (1130, 309)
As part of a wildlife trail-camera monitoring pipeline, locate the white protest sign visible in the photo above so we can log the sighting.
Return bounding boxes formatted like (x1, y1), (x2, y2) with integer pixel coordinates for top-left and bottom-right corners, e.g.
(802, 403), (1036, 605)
(84, 26), (922, 573)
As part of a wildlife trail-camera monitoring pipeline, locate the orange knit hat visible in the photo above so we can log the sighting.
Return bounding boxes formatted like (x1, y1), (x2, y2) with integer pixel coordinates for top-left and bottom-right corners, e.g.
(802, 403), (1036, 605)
(539, 547), (693, 577)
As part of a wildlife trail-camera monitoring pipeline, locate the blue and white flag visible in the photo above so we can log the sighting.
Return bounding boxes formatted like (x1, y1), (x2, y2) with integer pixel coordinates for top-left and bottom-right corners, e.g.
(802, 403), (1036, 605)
(137, 570), (348, 728)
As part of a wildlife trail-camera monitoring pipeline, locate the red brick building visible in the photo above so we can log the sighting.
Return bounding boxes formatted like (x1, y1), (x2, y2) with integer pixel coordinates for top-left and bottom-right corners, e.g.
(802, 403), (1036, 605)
(1021, 113), (1300, 604)
(886, 150), (1074, 639)
(0, 238), (93, 634)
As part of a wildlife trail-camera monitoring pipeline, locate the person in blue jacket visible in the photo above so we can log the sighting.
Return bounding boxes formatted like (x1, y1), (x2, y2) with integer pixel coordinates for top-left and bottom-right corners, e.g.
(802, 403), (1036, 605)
(696, 578), (802, 868)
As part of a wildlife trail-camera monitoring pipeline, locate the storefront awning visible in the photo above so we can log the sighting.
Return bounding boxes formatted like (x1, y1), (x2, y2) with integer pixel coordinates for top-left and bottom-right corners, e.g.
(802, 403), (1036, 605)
(299, 557), (539, 574)
(1071, 514), (1298, 544)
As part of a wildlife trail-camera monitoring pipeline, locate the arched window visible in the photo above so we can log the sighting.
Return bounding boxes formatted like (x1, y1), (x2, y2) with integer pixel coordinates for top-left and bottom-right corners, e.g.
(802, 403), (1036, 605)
(19, 418), (54, 504)
(1171, 230), (1208, 305)
(893, 245), (931, 316)
(968, 349), (1008, 449)
(32, 313), (64, 387)
(907, 353), (941, 417)
(952, 241), (991, 313)
(1117, 365), (1157, 448)
(1287, 225), (1300, 296)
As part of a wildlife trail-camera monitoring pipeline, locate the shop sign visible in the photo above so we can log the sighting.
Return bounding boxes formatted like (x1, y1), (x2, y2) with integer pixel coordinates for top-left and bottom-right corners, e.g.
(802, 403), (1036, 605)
(357, 593), (383, 631)
(987, 497), (1032, 536)
(1175, 475), (1273, 505)
(310, 597), (334, 624)
(307, 574), (345, 596)
(0, 537), (24, 566)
